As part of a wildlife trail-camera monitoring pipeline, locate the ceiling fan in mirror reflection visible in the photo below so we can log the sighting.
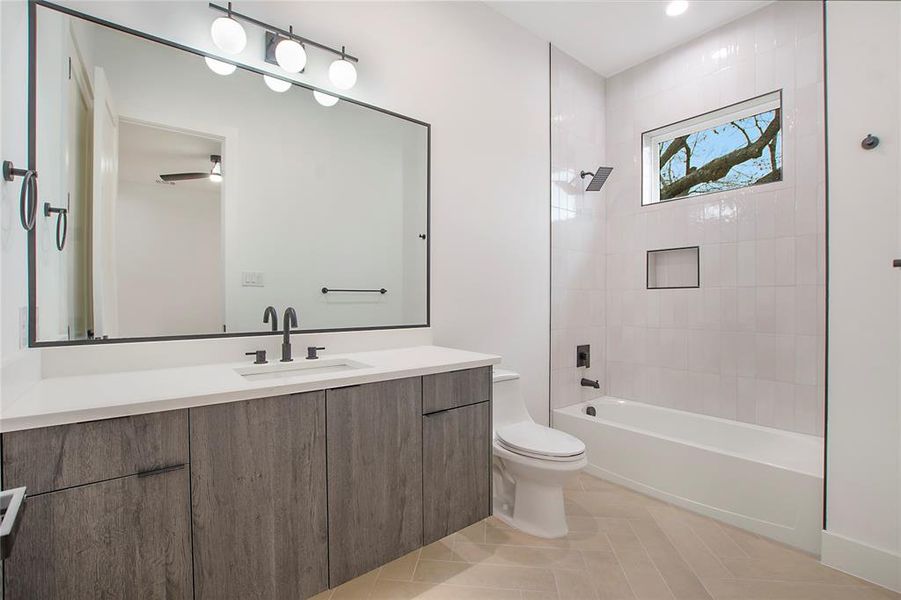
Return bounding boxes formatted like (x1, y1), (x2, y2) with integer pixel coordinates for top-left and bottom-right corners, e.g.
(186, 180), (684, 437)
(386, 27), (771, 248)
(206, 2), (357, 107)
(158, 155), (222, 184)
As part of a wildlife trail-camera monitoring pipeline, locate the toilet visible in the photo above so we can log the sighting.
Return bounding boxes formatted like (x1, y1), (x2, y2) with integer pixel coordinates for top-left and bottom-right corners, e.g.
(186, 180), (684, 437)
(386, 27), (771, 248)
(492, 368), (587, 538)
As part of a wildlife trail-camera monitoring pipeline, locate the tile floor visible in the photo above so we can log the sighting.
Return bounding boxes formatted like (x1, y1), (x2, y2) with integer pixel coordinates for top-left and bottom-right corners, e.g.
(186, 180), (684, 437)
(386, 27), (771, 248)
(311, 474), (898, 600)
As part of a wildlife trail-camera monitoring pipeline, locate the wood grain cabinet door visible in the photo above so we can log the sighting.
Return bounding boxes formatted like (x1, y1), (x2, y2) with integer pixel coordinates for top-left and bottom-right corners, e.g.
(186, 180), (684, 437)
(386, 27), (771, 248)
(2, 409), (188, 495)
(3, 467), (193, 600)
(190, 392), (328, 600)
(326, 378), (423, 586)
(423, 401), (492, 545)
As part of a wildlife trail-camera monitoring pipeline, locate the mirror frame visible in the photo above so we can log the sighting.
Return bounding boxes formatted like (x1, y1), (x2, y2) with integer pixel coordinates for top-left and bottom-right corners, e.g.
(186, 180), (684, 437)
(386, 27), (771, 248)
(27, 0), (431, 347)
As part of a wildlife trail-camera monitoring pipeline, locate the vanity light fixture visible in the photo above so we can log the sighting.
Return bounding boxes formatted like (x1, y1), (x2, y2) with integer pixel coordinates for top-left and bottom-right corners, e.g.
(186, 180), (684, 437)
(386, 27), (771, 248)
(274, 27), (307, 73)
(208, 3), (360, 90)
(329, 47), (357, 91)
(210, 2), (247, 54)
(313, 90), (339, 107)
(263, 74), (291, 93)
(204, 56), (236, 76)
(665, 0), (689, 17)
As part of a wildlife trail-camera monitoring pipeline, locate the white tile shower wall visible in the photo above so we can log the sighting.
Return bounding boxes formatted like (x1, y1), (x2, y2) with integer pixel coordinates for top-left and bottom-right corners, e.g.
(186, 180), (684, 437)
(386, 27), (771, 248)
(550, 46), (607, 411)
(603, 1), (825, 435)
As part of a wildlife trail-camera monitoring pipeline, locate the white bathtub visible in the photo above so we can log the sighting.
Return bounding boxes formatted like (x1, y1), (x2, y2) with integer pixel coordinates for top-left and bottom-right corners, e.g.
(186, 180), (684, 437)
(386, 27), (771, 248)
(554, 397), (824, 554)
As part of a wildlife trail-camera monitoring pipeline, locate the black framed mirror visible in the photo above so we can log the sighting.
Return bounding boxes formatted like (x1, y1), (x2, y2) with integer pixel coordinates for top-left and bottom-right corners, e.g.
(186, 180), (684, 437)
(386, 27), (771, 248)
(28, 0), (430, 346)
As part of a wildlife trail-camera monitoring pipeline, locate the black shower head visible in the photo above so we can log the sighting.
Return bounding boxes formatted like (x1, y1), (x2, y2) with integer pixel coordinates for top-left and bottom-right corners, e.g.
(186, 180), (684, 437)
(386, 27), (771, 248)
(580, 166), (613, 192)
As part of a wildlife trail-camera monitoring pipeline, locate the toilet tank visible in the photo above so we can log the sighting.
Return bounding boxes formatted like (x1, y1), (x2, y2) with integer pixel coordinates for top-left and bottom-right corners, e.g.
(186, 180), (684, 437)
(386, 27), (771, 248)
(492, 369), (534, 430)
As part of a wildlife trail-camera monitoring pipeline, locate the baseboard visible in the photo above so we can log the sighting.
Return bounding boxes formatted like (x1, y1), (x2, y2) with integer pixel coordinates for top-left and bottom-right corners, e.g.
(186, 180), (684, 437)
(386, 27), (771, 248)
(821, 530), (901, 592)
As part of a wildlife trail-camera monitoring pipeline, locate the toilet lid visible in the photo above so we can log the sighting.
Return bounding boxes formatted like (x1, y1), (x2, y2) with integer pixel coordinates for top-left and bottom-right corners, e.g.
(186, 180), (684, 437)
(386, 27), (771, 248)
(496, 422), (585, 458)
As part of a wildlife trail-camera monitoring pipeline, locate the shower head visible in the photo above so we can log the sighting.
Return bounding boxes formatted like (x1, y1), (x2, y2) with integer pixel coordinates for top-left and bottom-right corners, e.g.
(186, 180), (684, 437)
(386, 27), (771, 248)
(580, 166), (613, 192)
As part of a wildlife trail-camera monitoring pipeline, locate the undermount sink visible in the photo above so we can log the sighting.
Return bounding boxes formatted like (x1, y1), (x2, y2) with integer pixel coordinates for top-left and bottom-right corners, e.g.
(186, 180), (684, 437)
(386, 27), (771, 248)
(235, 358), (371, 381)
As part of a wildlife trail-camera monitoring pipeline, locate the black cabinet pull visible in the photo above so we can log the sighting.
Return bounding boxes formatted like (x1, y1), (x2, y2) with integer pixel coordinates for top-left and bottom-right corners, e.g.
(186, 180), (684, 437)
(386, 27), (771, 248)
(137, 464), (186, 478)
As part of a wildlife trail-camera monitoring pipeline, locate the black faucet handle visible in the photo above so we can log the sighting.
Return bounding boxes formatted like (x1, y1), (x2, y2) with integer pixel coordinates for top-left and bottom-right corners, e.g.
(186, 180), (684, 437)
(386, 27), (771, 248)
(246, 350), (267, 365)
(306, 346), (326, 360)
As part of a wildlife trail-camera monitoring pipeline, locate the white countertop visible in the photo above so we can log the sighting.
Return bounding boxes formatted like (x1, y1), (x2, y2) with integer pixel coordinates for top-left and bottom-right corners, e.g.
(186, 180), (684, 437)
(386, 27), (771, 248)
(0, 346), (501, 432)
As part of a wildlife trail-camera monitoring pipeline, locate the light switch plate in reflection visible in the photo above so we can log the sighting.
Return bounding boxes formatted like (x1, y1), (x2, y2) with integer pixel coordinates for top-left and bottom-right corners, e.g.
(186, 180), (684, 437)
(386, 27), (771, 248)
(241, 272), (265, 287)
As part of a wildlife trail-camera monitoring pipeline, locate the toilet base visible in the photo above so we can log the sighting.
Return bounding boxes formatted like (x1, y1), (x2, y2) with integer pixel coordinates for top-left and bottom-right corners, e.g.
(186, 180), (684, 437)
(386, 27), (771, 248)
(492, 449), (587, 539)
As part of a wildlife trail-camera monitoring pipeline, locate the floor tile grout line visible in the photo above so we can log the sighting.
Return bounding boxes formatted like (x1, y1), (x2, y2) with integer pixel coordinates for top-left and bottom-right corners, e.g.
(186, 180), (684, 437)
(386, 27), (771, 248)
(626, 518), (680, 600)
(402, 576), (557, 594)
(603, 530), (642, 600)
(696, 515), (752, 561)
(678, 511), (747, 567)
(648, 505), (725, 600)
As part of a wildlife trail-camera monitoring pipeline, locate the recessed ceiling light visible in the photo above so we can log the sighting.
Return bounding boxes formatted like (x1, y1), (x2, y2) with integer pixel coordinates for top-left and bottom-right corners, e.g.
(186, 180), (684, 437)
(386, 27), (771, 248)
(666, 0), (689, 17)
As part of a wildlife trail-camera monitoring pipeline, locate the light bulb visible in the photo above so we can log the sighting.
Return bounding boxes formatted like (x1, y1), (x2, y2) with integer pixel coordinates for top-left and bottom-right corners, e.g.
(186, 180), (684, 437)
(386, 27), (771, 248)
(275, 37), (307, 73)
(205, 56), (236, 76)
(209, 173), (223, 183)
(328, 58), (357, 90)
(263, 74), (291, 93)
(210, 16), (246, 54)
(313, 90), (339, 107)
(665, 1), (689, 17)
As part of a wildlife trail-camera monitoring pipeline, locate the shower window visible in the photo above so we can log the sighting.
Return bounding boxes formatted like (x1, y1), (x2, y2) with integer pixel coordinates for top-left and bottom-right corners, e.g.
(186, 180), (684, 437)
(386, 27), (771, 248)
(641, 91), (782, 205)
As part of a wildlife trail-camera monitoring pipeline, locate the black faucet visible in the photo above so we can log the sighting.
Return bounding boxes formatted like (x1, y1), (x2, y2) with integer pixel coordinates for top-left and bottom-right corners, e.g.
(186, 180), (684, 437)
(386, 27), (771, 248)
(581, 378), (600, 389)
(281, 307), (298, 362)
(263, 306), (278, 331)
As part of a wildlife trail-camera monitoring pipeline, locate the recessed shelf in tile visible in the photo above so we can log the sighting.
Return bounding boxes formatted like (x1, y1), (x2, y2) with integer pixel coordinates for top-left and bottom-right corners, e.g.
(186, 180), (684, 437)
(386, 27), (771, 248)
(647, 247), (700, 289)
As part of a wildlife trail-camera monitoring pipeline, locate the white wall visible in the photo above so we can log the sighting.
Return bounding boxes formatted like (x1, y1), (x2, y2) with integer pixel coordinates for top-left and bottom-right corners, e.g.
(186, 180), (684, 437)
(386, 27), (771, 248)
(116, 180), (223, 338)
(602, 1), (826, 435)
(1, 1), (550, 422)
(550, 46), (607, 412)
(0, 1), (41, 405)
(822, 0), (901, 591)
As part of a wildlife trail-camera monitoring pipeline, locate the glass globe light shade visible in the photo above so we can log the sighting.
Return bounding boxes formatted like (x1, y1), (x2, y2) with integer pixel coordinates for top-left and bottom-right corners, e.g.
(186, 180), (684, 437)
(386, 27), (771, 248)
(275, 38), (307, 73)
(263, 74), (292, 93)
(328, 58), (357, 90)
(313, 90), (339, 107)
(205, 56), (236, 76)
(210, 16), (247, 54)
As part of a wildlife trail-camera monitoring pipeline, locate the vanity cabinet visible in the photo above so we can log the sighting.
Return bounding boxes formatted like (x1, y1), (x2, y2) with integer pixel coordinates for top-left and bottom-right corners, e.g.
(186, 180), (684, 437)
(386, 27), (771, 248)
(2, 409), (188, 496)
(1, 412), (192, 600)
(326, 378), (423, 586)
(422, 367), (493, 544)
(190, 392), (328, 600)
(0, 365), (493, 598)
(423, 401), (492, 544)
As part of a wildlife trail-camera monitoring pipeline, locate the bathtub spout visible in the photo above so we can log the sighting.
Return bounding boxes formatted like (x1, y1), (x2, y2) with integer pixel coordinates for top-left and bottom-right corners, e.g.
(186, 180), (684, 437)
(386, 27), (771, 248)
(581, 378), (600, 389)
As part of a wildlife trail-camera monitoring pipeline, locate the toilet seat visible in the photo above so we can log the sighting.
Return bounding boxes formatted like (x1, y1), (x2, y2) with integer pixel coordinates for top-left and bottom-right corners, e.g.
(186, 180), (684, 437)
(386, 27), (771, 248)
(496, 422), (585, 461)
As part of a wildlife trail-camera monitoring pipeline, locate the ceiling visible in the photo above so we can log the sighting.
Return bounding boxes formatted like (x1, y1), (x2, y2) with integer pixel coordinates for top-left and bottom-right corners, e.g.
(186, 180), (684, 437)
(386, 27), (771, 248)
(119, 121), (222, 189)
(488, 1), (773, 77)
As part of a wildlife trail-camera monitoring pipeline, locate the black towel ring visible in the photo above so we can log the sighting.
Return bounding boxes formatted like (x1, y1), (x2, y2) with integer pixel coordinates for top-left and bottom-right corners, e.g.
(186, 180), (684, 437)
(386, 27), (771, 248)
(43, 203), (68, 251)
(3, 160), (38, 231)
